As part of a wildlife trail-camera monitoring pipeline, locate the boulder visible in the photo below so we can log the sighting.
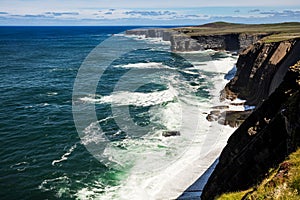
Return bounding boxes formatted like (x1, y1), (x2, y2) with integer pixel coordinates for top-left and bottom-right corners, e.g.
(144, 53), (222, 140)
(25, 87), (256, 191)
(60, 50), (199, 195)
(162, 131), (180, 137)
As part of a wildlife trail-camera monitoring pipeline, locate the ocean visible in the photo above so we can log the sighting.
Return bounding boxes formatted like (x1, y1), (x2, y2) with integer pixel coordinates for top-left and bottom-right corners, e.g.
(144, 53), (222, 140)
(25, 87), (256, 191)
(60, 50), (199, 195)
(0, 26), (237, 199)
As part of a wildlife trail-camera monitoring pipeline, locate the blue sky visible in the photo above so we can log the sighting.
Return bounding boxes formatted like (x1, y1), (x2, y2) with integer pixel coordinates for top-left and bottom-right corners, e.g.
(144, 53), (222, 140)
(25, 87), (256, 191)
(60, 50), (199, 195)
(0, 0), (300, 25)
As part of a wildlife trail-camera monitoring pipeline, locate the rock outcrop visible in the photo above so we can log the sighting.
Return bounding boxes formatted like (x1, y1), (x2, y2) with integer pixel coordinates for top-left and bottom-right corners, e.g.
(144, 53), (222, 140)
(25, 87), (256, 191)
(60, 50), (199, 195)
(162, 131), (180, 137)
(201, 56), (300, 199)
(206, 109), (253, 128)
(222, 39), (300, 105)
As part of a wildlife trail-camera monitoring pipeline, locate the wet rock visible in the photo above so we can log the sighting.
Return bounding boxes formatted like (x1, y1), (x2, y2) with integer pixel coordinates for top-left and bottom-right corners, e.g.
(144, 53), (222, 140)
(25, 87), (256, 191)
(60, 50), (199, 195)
(206, 109), (253, 128)
(162, 131), (180, 137)
(206, 110), (221, 122)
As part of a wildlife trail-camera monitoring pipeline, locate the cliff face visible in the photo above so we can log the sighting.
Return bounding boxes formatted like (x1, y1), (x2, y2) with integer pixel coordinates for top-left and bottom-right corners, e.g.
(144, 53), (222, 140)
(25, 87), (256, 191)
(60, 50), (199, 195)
(126, 29), (267, 52)
(125, 29), (176, 41)
(222, 39), (300, 105)
(201, 51), (300, 199)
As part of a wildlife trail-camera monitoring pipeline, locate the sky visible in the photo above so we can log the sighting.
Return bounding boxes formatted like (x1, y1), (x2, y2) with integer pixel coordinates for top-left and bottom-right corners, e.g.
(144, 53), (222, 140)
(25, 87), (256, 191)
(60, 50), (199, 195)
(0, 0), (300, 25)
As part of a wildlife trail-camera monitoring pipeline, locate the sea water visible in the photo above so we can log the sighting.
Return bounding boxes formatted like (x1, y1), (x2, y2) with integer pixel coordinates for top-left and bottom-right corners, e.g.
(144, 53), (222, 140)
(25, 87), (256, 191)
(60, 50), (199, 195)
(0, 26), (237, 199)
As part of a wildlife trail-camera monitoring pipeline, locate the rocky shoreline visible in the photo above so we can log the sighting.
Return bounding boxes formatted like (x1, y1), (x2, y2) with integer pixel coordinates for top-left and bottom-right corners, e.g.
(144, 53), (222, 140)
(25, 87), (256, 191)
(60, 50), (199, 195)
(126, 22), (300, 199)
(201, 37), (300, 199)
(202, 59), (300, 200)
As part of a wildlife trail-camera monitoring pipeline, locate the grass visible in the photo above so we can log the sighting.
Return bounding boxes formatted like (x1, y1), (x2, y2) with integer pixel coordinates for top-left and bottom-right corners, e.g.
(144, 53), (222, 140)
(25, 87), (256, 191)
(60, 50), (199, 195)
(217, 190), (252, 200)
(262, 33), (300, 43)
(217, 149), (300, 200)
(171, 22), (300, 43)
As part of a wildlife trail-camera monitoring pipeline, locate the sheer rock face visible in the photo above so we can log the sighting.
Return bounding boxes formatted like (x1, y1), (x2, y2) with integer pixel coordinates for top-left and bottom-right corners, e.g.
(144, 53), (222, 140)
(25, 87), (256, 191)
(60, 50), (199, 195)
(125, 29), (267, 52)
(201, 59), (300, 199)
(222, 39), (300, 105)
(125, 29), (177, 41)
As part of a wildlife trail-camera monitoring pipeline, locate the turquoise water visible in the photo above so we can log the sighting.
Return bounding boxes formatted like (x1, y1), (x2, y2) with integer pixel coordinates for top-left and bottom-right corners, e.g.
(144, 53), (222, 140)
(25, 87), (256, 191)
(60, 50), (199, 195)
(0, 26), (235, 199)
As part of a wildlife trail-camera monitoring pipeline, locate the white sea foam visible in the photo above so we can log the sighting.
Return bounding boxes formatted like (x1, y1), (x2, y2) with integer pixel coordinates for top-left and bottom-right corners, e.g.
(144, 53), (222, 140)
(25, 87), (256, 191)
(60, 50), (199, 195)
(104, 54), (237, 199)
(81, 117), (113, 146)
(191, 57), (237, 73)
(80, 88), (178, 107)
(75, 51), (238, 199)
(114, 62), (167, 69)
(39, 175), (71, 197)
(177, 49), (217, 54)
(10, 161), (29, 172)
(125, 34), (171, 46)
(52, 144), (77, 166)
(181, 69), (199, 75)
(47, 92), (58, 96)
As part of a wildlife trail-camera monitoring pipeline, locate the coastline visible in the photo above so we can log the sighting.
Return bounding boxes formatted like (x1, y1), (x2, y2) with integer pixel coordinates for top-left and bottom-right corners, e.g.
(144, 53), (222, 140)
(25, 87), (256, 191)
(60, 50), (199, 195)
(124, 22), (300, 199)
(123, 29), (240, 199)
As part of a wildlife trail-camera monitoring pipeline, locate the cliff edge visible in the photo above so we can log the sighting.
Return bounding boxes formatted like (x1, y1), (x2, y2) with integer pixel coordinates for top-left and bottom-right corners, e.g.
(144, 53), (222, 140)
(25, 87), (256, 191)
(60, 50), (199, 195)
(201, 40), (300, 199)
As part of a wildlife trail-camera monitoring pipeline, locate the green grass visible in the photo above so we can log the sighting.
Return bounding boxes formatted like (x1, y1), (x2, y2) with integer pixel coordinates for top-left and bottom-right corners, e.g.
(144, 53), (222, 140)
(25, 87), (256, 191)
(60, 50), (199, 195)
(171, 22), (300, 42)
(217, 190), (251, 200)
(217, 149), (300, 200)
(262, 33), (300, 43)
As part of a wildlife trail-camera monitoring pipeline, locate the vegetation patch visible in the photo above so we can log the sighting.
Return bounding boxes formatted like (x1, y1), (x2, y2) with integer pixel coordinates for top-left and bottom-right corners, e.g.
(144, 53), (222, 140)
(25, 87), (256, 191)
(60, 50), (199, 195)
(217, 149), (300, 200)
(171, 22), (300, 42)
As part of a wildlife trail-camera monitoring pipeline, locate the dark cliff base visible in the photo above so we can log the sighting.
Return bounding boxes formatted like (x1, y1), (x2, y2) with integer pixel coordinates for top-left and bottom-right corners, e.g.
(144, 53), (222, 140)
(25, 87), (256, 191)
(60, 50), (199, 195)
(201, 55), (300, 199)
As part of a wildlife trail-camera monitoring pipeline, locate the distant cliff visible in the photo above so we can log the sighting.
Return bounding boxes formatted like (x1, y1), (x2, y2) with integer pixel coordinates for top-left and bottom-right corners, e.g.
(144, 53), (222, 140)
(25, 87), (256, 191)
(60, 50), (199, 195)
(125, 22), (300, 53)
(201, 40), (300, 199)
(126, 28), (266, 52)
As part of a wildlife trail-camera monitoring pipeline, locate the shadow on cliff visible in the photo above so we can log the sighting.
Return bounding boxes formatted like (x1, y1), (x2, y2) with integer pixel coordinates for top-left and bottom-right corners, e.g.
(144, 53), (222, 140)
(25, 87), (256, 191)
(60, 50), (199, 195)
(201, 56), (300, 199)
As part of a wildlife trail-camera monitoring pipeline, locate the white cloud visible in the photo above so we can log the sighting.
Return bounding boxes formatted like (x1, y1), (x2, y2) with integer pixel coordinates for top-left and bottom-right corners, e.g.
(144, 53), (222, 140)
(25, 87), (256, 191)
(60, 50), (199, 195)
(0, 2), (300, 25)
(1, 0), (300, 14)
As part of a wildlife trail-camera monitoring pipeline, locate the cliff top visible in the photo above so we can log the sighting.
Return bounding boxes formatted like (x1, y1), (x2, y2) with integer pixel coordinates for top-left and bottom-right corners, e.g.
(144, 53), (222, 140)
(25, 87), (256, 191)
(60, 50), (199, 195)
(173, 22), (300, 42)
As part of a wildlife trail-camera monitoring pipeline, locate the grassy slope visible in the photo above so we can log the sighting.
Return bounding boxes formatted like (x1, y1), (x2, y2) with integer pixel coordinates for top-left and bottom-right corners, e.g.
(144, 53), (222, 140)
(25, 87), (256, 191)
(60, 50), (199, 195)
(172, 22), (300, 43)
(217, 149), (300, 200)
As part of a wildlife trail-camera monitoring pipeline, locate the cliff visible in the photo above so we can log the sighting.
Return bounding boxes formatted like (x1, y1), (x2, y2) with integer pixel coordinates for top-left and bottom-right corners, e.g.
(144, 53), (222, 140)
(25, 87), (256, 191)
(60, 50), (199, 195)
(126, 28), (176, 41)
(222, 39), (300, 105)
(126, 28), (266, 52)
(201, 44), (300, 199)
(170, 33), (267, 52)
(126, 22), (300, 52)
(218, 148), (300, 199)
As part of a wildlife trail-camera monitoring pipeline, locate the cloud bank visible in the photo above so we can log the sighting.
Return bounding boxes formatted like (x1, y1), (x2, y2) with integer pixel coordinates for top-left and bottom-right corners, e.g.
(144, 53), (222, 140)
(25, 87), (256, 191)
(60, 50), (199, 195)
(0, 7), (299, 25)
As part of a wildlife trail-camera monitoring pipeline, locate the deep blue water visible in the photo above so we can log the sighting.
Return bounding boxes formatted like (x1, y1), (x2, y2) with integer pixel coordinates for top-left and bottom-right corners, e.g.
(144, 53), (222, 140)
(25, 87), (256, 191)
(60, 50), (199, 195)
(0, 26), (142, 199)
(0, 26), (233, 199)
